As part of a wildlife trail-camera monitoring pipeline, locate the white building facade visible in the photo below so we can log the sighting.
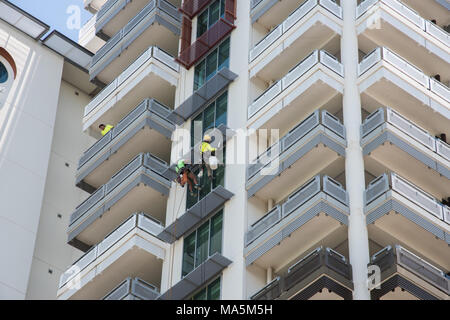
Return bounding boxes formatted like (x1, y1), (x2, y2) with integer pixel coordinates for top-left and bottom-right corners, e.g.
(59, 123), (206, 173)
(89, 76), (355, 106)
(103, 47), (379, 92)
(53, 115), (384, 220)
(11, 0), (450, 300)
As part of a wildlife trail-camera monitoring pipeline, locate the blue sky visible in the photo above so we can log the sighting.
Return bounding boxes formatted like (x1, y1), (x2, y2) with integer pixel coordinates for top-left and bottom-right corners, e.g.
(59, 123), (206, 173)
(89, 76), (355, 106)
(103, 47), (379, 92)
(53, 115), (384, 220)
(10, 0), (93, 42)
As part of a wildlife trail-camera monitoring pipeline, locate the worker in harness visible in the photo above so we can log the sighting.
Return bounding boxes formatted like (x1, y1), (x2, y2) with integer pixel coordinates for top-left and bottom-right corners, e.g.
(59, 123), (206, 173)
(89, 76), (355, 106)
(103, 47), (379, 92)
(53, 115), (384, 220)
(175, 159), (200, 196)
(200, 134), (217, 180)
(99, 124), (114, 136)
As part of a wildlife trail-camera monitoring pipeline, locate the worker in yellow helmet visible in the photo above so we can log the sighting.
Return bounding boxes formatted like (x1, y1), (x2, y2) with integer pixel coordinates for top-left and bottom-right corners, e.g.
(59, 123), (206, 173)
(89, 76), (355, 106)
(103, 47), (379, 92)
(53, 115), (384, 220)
(200, 134), (217, 179)
(99, 124), (114, 136)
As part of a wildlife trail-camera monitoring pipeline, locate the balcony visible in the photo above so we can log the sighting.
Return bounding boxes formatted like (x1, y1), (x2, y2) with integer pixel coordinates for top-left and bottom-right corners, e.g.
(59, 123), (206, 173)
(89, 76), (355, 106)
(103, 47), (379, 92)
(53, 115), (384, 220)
(361, 107), (450, 200)
(402, 0), (450, 27)
(245, 175), (349, 270)
(77, 99), (175, 193)
(89, 1), (181, 84)
(248, 50), (344, 134)
(251, 247), (353, 300)
(103, 277), (160, 300)
(68, 153), (171, 251)
(58, 213), (167, 300)
(357, 0), (450, 84)
(247, 110), (346, 202)
(158, 186), (234, 243)
(96, 0), (181, 40)
(177, 18), (235, 69)
(370, 245), (449, 300)
(168, 68), (237, 125)
(158, 253), (232, 300)
(365, 172), (450, 270)
(79, 13), (106, 53)
(358, 47), (450, 136)
(249, 0), (342, 82)
(84, 46), (179, 132)
(84, 0), (108, 13)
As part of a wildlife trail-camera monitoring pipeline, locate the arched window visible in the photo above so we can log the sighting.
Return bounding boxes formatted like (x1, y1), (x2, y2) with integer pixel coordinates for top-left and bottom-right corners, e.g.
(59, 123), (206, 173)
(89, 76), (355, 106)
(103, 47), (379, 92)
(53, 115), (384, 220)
(0, 62), (8, 83)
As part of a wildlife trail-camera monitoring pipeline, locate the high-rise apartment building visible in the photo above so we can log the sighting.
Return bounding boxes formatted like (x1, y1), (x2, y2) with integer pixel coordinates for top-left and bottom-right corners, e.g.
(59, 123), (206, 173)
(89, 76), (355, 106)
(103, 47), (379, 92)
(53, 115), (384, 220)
(56, 0), (449, 300)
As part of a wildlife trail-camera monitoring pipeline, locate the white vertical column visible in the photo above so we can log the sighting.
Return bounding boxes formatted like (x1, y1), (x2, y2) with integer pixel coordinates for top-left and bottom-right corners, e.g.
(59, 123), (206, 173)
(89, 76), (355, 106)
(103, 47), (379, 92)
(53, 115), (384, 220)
(341, 0), (371, 300)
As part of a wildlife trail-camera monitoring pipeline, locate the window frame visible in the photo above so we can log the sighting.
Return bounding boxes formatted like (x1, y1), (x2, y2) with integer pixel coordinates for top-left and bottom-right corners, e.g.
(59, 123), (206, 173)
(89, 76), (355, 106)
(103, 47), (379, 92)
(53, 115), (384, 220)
(196, 0), (226, 38)
(182, 209), (225, 278)
(190, 276), (222, 300)
(193, 37), (230, 91)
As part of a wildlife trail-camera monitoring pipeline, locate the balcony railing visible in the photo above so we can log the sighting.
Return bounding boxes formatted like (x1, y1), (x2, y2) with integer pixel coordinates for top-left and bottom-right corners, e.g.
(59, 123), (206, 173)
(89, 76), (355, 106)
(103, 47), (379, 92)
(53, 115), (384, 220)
(79, 99), (174, 171)
(364, 172), (449, 224)
(358, 47), (450, 103)
(177, 18), (235, 69)
(70, 153), (170, 227)
(103, 277), (160, 300)
(180, 0), (211, 19)
(60, 213), (164, 289)
(89, 0), (181, 80)
(357, 0), (450, 47)
(249, 0), (342, 62)
(85, 46), (179, 118)
(246, 175), (348, 246)
(361, 107), (450, 163)
(251, 247), (353, 300)
(248, 110), (346, 181)
(371, 245), (449, 296)
(248, 50), (344, 119)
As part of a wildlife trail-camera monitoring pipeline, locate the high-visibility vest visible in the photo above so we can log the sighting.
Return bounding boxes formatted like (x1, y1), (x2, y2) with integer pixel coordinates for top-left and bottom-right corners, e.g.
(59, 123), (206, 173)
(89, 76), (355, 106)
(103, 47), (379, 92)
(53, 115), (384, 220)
(200, 141), (216, 154)
(101, 125), (114, 136)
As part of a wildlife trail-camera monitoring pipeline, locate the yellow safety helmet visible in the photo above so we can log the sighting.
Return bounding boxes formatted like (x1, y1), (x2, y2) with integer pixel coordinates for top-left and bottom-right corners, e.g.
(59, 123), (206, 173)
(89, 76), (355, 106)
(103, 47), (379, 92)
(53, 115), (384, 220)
(203, 134), (212, 142)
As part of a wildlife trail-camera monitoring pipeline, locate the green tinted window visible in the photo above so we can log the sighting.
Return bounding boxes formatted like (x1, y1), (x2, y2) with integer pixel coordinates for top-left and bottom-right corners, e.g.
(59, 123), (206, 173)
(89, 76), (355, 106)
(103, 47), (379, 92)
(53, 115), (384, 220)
(196, 0), (225, 38)
(207, 278), (221, 300)
(182, 232), (196, 277)
(191, 277), (221, 300)
(218, 38), (230, 70)
(195, 221), (210, 266)
(197, 10), (208, 38)
(209, 212), (223, 255)
(194, 60), (206, 91)
(182, 211), (224, 276)
(187, 92), (227, 209)
(215, 91), (227, 127)
(193, 37), (229, 91)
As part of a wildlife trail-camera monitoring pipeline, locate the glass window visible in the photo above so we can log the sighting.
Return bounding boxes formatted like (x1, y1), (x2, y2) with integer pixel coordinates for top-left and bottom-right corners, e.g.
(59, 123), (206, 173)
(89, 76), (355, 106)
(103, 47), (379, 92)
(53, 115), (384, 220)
(182, 211), (224, 276)
(203, 102), (215, 134)
(209, 213), (223, 256)
(206, 49), (218, 82)
(208, 1), (220, 27)
(195, 220), (210, 267)
(191, 277), (221, 300)
(0, 62), (8, 84)
(218, 38), (230, 71)
(182, 232), (196, 277)
(194, 60), (206, 91)
(187, 92), (228, 209)
(193, 37), (230, 91)
(197, 10), (208, 38)
(215, 92), (227, 127)
(207, 278), (221, 300)
(196, 0), (225, 38)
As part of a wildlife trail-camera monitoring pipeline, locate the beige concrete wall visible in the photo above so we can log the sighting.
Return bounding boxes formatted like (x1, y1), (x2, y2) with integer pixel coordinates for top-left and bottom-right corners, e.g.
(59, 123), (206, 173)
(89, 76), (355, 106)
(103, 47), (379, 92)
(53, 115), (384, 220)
(25, 81), (95, 300)
(0, 20), (64, 299)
